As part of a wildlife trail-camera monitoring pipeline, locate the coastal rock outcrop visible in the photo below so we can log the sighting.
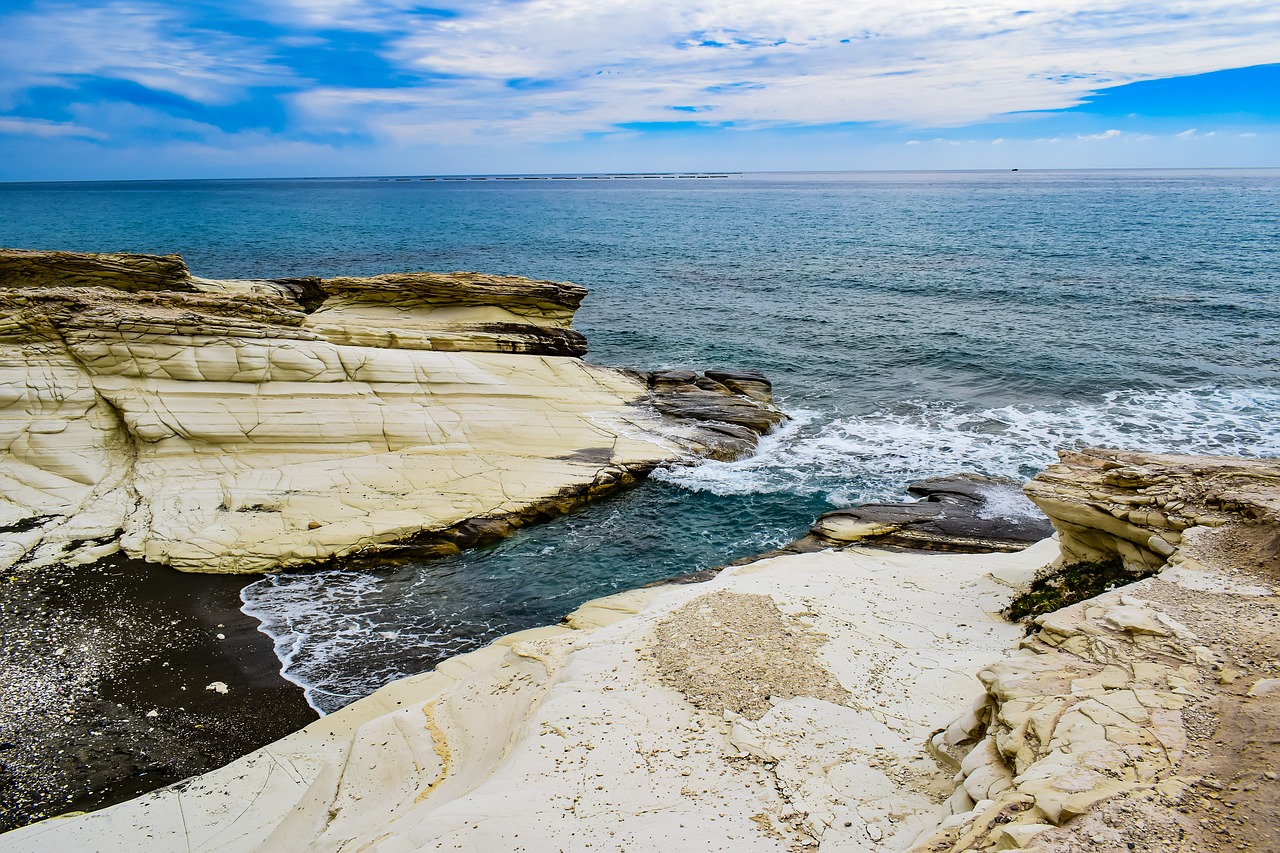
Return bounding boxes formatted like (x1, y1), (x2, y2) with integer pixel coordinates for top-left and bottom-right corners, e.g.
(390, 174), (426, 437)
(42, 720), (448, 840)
(810, 474), (1055, 554)
(915, 448), (1280, 851)
(1023, 447), (1280, 572)
(654, 475), (1055, 586)
(3, 540), (1059, 852)
(6, 441), (1276, 851)
(0, 249), (782, 573)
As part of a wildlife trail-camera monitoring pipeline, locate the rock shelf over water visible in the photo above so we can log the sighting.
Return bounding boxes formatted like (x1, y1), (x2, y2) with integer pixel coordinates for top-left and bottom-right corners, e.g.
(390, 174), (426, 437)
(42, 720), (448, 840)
(0, 249), (783, 574)
(10, 448), (1277, 851)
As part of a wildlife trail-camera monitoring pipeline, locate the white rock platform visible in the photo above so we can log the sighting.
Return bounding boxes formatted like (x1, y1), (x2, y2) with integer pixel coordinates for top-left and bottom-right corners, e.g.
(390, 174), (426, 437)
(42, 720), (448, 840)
(0, 249), (781, 574)
(7, 449), (1279, 853)
(1, 540), (1058, 852)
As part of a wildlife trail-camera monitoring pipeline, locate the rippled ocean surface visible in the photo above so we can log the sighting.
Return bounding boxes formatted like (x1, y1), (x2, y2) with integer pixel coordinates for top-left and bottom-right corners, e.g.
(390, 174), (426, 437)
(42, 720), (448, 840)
(5, 170), (1278, 712)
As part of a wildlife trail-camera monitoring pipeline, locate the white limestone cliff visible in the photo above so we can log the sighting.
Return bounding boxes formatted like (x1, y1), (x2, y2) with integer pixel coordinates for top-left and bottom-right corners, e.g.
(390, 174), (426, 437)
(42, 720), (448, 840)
(0, 249), (782, 574)
(8, 449), (1276, 852)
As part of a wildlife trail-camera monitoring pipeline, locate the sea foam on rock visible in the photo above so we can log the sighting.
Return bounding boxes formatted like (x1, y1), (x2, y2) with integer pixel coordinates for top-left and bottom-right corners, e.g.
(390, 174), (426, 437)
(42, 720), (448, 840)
(0, 249), (783, 574)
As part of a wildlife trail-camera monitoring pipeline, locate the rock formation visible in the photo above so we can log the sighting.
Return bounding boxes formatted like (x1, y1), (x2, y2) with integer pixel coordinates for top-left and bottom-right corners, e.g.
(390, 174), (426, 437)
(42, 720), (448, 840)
(653, 475), (1054, 586)
(919, 448), (1280, 851)
(808, 474), (1055, 554)
(1024, 447), (1280, 573)
(0, 249), (783, 574)
(2, 541), (1060, 853)
(11, 448), (1276, 851)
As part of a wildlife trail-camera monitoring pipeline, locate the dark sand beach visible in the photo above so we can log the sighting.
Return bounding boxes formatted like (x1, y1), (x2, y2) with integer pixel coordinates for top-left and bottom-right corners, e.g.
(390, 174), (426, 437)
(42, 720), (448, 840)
(0, 553), (316, 831)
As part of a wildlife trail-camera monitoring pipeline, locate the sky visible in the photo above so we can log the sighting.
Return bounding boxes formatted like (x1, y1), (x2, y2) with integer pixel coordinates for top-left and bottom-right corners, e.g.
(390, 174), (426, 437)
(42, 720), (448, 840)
(0, 0), (1277, 180)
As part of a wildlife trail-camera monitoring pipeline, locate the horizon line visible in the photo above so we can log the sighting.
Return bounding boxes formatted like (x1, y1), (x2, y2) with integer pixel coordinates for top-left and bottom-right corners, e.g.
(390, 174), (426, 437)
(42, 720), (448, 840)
(4, 165), (1280, 187)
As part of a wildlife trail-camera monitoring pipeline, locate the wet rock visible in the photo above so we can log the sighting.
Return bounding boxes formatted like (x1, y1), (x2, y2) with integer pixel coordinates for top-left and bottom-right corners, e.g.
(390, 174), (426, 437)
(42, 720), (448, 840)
(704, 368), (773, 403)
(651, 389), (785, 435)
(811, 474), (1054, 553)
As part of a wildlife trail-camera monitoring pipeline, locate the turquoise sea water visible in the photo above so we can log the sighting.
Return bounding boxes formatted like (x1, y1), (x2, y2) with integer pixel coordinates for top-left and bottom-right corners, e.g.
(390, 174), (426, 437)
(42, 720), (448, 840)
(4, 169), (1279, 712)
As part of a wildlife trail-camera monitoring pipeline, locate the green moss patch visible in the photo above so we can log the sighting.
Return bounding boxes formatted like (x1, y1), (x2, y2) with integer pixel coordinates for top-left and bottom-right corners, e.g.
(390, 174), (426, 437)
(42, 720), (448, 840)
(1006, 558), (1156, 623)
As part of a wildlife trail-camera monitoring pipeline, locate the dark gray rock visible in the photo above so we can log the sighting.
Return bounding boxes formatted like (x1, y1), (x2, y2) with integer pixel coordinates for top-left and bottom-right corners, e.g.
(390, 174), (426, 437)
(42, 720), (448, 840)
(634, 368), (786, 461)
(651, 390), (785, 434)
(704, 368), (773, 403)
(648, 369), (700, 392)
(810, 474), (1053, 553)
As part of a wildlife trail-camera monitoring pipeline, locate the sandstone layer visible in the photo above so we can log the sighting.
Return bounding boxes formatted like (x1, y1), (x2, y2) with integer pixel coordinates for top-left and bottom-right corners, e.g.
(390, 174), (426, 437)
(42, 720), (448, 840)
(0, 249), (782, 574)
(10, 449), (1277, 851)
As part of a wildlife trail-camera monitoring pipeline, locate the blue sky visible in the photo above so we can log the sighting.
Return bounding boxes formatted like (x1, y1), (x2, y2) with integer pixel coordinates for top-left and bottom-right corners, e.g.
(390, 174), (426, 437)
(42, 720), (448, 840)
(0, 0), (1276, 180)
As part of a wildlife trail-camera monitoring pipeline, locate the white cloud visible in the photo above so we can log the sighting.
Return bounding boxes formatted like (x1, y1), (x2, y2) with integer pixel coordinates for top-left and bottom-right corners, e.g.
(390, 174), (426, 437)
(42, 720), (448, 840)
(293, 0), (1280, 142)
(4, 0), (1278, 153)
(246, 0), (422, 32)
(0, 116), (106, 139)
(0, 1), (290, 109)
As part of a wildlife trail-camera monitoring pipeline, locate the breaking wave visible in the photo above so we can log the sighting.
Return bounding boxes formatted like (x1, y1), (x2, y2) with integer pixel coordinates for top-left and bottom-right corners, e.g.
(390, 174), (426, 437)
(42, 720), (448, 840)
(653, 386), (1280, 506)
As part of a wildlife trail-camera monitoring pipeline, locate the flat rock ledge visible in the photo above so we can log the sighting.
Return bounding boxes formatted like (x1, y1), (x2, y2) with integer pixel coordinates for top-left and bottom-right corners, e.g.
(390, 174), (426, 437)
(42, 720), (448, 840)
(655, 474), (1055, 587)
(0, 249), (783, 574)
(8, 447), (1278, 852)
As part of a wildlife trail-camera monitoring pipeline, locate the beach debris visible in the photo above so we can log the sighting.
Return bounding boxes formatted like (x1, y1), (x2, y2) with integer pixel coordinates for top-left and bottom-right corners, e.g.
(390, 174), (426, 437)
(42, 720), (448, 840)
(205, 682), (230, 694)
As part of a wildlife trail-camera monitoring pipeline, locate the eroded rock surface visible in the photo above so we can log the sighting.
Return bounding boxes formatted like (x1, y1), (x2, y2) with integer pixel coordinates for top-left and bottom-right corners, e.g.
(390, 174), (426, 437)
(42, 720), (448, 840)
(0, 249), (782, 573)
(8, 449), (1280, 851)
(1024, 447), (1280, 573)
(2, 541), (1058, 852)
(811, 474), (1055, 554)
(914, 448), (1280, 851)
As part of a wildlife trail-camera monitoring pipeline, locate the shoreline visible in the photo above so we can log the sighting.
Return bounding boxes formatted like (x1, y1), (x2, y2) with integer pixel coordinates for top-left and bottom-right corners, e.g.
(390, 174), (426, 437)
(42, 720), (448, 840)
(0, 472), (1052, 829)
(9, 449), (1277, 851)
(0, 539), (1063, 851)
(0, 554), (316, 832)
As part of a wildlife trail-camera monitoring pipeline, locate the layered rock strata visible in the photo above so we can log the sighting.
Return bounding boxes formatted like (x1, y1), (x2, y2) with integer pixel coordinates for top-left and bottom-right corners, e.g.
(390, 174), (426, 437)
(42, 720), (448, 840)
(1024, 447), (1280, 572)
(809, 474), (1055, 554)
(7, 434), (1277, 849)
(918, 448), (1280, 851)
(0, 249), (782, 574)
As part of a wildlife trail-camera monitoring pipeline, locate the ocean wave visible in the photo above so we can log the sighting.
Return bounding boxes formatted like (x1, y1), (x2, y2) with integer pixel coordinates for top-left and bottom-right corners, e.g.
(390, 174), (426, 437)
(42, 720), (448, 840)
(653, 386), (1280, 505)
(240, 570), (496, 714)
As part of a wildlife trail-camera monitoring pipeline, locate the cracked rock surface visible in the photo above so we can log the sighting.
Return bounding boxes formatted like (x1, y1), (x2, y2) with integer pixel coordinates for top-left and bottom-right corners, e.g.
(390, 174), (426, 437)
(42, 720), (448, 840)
(6, 449), (1279, 851)
(3, 541), (1056, 852)
(1, 249), (782, 574)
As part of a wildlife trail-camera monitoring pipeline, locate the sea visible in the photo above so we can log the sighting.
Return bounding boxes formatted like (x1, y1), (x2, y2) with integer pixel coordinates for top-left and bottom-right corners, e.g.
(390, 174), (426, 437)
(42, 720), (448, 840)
(3, 169), (1278, 713)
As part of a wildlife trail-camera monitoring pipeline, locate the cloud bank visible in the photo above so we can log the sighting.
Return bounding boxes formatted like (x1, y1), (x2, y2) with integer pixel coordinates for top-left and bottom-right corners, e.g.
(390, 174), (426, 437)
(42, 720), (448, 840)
(0, 0), (1277, 176)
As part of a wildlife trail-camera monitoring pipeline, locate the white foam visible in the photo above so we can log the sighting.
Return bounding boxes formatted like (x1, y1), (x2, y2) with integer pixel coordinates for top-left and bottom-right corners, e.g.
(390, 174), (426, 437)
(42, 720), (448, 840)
(655, 386), (1280, 506)
(243, 385), (1280, 714)
(242, 571), (404, 714)
(974, 483), (1042, 520)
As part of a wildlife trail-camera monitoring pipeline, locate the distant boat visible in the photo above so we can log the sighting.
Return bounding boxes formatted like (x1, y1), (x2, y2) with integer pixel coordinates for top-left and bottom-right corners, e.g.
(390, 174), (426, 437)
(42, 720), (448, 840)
(1011, 168), (1019, 171)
